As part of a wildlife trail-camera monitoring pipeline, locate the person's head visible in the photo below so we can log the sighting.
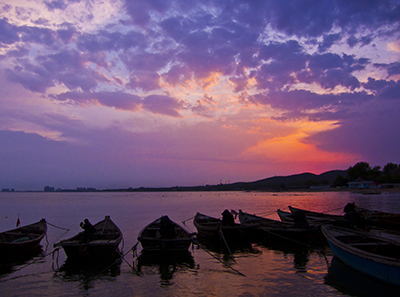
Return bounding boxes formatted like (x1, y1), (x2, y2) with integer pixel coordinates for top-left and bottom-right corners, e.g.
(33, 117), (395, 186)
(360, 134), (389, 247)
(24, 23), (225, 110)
(344, 203), (355, 213)
(84, 219), (89, 223)
(222, 209), (230, 216)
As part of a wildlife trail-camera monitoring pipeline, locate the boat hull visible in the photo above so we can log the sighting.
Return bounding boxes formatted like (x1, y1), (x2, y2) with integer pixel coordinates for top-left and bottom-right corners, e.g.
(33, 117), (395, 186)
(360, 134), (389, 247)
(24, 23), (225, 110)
(55, 216), (122, 260)
(327, 240), (400, 286)
(138, 216), (193, 252)
(193, 213), (253, 242)
(239, 211), (323, 244)
(0, 219), (47, 255)
(322, 225), (400, 286)
(139, 238), (192, 252)
(60, 242), (121, 259)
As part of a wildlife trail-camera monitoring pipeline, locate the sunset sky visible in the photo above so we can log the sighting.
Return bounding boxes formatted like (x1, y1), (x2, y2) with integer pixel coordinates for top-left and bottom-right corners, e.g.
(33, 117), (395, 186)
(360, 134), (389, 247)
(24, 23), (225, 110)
(1, 0), (399, 190)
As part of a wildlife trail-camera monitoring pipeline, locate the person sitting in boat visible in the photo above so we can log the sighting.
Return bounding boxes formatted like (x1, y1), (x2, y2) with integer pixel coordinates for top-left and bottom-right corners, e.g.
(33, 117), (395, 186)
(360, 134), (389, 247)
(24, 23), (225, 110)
(293, 210), (310, 228)
(80, 218), (96, 243)
(222, 209), (235, 226)
(159, 216), (175, 238)
(343, 203), (364, 227)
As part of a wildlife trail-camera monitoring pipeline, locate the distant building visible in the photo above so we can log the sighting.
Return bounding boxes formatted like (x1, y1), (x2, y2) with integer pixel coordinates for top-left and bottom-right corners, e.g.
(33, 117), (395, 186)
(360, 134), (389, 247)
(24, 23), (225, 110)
(44, 186), (55, 192)
(348, 178), (380, 189)
(2, 188), (10, 192)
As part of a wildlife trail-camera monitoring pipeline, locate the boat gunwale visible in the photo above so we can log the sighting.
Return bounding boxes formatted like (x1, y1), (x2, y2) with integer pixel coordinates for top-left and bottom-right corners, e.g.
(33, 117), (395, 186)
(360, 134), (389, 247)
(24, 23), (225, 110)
(322, 225), (400, 266)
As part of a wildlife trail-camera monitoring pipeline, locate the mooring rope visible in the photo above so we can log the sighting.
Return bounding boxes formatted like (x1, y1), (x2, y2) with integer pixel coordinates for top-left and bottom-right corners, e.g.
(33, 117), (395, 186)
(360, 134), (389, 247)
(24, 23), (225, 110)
(192, 239), (245, 276)
(46, 221), (70, 231)
(182, 215), (195, 225)
(219, 229), (236, 263)
(0, 247), (61, 282)
(120, 243), (140, 275)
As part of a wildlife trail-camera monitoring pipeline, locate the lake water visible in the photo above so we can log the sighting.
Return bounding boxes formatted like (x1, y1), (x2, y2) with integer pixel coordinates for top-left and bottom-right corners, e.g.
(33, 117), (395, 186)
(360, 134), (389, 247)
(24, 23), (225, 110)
(1, 191), (400, 296)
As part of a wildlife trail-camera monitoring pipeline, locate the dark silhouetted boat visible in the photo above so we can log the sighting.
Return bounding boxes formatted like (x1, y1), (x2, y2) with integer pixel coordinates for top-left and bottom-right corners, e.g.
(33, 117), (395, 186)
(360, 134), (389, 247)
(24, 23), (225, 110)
(239, 210), (323, 243)
(193, 212), (253, 242)
(288, 206), (344, 222)
(0, 219), (47, 255)
(138, 215), (194, 252)
(54, 216), (122, 259)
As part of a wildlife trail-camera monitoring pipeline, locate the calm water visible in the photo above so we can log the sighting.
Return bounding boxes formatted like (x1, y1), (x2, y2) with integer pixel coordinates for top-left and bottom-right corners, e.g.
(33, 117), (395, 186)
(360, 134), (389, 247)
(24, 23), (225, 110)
(1, 191), (400, 296)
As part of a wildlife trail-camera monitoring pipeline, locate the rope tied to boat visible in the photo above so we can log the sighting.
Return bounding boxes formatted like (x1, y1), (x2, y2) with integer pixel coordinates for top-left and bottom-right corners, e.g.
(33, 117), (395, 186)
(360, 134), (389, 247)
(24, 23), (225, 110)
(192, 238), (245, 277)
(0, 247), (61, 282)
(181, 215), (195, 225)
(118, 242), (140, 275)
(219, 229), (236, 263)
(46, 221), (70, 231)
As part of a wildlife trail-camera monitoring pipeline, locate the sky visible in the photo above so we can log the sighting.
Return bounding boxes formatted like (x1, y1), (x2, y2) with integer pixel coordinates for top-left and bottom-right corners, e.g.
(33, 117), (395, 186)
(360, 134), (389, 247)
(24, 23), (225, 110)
(0, 0), (399, 191)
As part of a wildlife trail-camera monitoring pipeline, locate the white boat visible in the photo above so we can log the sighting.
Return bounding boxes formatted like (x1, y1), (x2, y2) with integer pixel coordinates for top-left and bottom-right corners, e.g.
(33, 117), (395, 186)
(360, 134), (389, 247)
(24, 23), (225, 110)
(322, 224), (400, 286)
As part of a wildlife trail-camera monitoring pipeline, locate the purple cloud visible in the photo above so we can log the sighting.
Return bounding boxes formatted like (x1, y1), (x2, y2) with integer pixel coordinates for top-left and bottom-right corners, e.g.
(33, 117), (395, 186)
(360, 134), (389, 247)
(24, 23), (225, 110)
(53, 91), (142, 111)
(5, 49), (108, 92)
(0, 18), (20, 44)
(142, 94), (183, 117)
(51, 91), (183, 117)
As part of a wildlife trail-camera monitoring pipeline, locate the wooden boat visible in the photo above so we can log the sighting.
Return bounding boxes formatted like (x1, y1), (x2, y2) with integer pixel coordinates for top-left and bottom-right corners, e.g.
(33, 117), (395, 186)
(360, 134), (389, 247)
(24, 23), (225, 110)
(277, 209), (294, 222)
(239, 210), (322, 243)
(193, 212), (253, 242)
(0, 219), (47, 255)
(54, 216), (122, 259)
(289, 206), (344, 222)
(290, 205), (400, 231)
(137, 215), (194, 252)
(278, 208), (341, 225)
(354, 207), (400, 231)
(322, 224), (400, 286)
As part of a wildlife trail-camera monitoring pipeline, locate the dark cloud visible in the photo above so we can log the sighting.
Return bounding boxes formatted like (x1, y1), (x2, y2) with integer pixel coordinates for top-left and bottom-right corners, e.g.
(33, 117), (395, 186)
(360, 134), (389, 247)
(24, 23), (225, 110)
(363, 78), (400, 100)
(127, 71), (161, 92)
(249, 89), (373, 119)
(53, 91), (142, 111)
(44, 0), (81, 11)
(0, 18), (20, 44)
(52, 91), (183, 117)
(77, 30), (147, 52)
(304, 104), (400, 166)
(5, 49), (108, 92)
(374, 62), (400, 77)
(142, 94), (183, 117)
(318, 33), (342, 52)
(5, 64), (56, 92)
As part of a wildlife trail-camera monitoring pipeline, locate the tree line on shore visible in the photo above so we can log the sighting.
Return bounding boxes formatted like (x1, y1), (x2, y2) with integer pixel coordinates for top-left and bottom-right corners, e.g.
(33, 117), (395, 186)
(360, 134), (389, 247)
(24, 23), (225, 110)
(333, 162), (400, 187)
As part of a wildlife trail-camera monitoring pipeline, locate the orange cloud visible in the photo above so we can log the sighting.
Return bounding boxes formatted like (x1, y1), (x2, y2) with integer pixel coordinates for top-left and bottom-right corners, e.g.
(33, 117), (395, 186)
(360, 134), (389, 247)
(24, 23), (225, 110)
(242, 128), (358, 174)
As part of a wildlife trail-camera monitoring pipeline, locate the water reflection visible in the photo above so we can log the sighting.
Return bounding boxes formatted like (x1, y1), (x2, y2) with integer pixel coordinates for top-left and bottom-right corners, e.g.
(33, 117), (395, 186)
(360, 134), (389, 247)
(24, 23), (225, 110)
(0, 246), (44, 276)
(261, 241), (317, 273)
(135, 251), (196, 286)
(53, 256), (121, 290)
(325, 256), (400, 296)
(195, 234), (252, 254)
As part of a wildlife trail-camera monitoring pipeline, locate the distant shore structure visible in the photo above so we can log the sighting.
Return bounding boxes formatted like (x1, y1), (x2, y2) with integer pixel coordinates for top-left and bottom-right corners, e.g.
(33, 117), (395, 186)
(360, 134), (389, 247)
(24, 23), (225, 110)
(1, 188), (15, 192)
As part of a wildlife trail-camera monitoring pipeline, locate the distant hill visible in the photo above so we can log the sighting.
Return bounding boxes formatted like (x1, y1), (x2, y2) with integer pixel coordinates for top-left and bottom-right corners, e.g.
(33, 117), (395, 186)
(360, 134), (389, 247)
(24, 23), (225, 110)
(235, 170), (348, 190)
(121, 170), (348, 192)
